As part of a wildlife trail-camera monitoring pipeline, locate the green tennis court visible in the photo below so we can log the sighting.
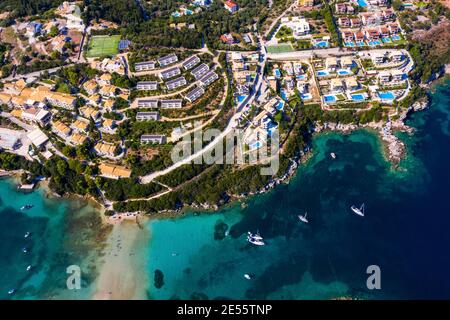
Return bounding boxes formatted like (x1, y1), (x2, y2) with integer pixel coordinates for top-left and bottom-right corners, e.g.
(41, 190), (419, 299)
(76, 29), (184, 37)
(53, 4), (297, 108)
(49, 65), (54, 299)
(86, 35), (121, 57)
(266, 43), (294, 54)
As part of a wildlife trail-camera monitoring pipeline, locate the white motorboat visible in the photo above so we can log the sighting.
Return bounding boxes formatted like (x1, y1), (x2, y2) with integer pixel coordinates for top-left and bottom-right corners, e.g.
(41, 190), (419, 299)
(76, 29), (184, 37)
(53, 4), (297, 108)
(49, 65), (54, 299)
(24, 232), (31, 238)
(330, 152), (336, 159)
(26, 265), (32, 272)
(298, 212), (309, 223)
(22, 247), (29, 253)
(351, 203), (365, 217)
(20, 204), (33, 211)
(247, 231), (263, 240)
(244, 274), (252, 280)
(248, 237), (265, 245)
(247, 232), (265, 246)
(8, 289), (16, 295)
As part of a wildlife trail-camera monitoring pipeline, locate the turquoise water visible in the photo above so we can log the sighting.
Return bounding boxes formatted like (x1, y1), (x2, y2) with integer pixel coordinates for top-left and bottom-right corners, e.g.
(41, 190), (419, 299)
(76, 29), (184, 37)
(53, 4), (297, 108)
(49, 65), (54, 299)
(145, 79), (450, 299)
(1, 79), (450, 299)
(0, 180), (108, 299)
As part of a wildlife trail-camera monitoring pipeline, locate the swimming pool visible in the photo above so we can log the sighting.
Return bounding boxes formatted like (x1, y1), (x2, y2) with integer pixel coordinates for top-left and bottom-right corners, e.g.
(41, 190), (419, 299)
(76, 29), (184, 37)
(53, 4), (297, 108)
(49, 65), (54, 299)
(357, 0), (368, 7)
(317, 70), (329, 77)
(280, 89), (288, 101)
(185, 9), (193, 15)
(249, 141), (263, 150)
(297, 75), (306, 81)
(382, 37), (392, 43)
(237, 95), (247, 103)
(378, 91), (395, 100)
(172, 11), (181, 17)
(267, 123), (279, 136)
(277, 101), (285, 111)
(368, 40), (381, 46)
(345, 42), (355, 47)
(314, 41), (329, 48)
(323, 95), (336, 103)
(301, 93), (312, 100)
(337, 69), (352, 76)
(274, 69), (281, 78)
(392, 35), (401, 41)
(351, 94), (366, 101)
(356, 41), (365, 47)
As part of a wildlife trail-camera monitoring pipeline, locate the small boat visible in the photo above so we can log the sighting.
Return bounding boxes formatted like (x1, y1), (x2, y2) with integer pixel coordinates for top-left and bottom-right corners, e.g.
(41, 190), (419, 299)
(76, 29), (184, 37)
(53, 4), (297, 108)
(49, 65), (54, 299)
(22, 247), (29, 253)
(247, 231), (263, 240)
(20, 204), (33, 211)
(330, 152), (336, 159)
(171, 252), (178, 257)
(298, 212), (309, 223)
(8, 289), (16, 295)
(247, 232), (265, 246)
(26, 265), (32, 272)
(24, 232), (31, 238)
(244, 274), (252, 280)
(248, 237), (265, 246)
(351, 203), (365, 217)
(224, 230), (230, 237)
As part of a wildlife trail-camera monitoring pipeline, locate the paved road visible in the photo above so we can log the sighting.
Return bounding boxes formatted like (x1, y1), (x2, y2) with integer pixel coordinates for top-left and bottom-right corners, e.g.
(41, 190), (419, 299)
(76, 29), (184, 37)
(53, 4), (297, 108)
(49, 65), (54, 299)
(1, 64), (74, 83)
(139, 36), (268, 184)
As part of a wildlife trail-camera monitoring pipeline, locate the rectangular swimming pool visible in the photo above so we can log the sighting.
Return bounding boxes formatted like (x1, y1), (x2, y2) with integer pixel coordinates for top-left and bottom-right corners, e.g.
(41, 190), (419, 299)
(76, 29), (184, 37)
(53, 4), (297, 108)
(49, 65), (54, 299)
(357, 0), (368, 7)
(317, 70), (329, 77)
(301, 93), (312, 100)
(378, 91), (395, 100)
(323, 95), (336, 103)
(337, 69), (352, 76)
(392, 35), (401, 41)
(351, 94), (366, 101)
(314, 41), (329, 48)
(368, 40), (382, 46)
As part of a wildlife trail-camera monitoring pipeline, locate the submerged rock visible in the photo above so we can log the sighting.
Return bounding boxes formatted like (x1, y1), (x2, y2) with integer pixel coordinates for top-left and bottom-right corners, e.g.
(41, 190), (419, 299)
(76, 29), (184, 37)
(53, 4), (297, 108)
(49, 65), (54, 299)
(154, 269), (164, 289)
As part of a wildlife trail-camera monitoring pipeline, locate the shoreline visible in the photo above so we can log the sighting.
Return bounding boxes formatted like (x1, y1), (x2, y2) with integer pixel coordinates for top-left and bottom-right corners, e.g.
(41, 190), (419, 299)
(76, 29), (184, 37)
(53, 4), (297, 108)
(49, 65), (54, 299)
(0, 94), (433, 218)
(92, 219), (150, 300)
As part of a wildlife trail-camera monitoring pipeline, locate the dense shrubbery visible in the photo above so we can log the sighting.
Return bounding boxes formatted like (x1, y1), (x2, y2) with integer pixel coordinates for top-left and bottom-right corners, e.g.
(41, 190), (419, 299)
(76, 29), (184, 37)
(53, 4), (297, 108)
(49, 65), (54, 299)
(0, 153), (98, 197)
(98, 177), (163, 201)
(0, 0), (64, 18)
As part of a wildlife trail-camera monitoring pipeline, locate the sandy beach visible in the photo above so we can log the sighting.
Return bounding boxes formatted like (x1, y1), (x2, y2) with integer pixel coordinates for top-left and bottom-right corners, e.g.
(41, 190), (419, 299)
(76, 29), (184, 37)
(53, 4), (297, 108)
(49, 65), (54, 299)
(93, 220), (150, 300)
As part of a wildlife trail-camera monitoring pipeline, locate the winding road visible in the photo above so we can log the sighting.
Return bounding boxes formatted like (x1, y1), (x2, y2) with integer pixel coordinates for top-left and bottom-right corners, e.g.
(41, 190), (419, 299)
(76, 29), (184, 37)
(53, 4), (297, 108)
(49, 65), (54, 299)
(139, 36), (268, 184)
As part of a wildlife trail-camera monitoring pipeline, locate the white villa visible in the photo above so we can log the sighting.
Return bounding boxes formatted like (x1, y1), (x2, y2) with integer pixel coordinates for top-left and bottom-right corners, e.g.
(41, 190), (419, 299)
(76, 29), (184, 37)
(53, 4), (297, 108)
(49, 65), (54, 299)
(280, 16), (310, 38)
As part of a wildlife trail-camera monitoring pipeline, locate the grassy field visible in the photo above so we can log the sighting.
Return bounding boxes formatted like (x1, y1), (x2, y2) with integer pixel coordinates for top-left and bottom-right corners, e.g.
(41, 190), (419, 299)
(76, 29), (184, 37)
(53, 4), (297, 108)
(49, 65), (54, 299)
(266, 43), (294, 54)
(86, 35), (121, 57)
